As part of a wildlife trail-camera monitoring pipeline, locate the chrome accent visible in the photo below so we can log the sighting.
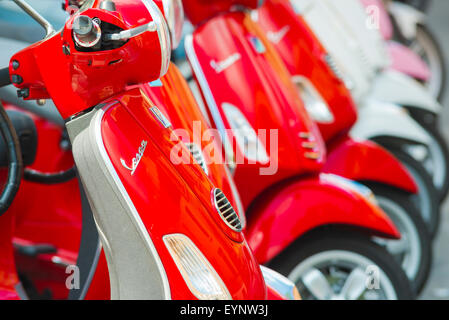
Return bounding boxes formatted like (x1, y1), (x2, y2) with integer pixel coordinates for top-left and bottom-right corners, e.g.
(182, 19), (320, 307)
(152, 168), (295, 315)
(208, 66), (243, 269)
(141, 0), (171, 77)
(84, 104), (171, 299)
(120, 140), (147, 175)
(12, 0), (55, 39)
(260, 266), (300, 300)
(185, 142), (209, 175)
(213, 188), (243, 232)
(150, 106), (172, 128)
(302, 141), (317, 149)
(305, 151), (320, 160)
(104, 22), (157, 41)
(299, 132), (312, 139)
(210, 53), (242, 74)
(185, 35), (236, 171)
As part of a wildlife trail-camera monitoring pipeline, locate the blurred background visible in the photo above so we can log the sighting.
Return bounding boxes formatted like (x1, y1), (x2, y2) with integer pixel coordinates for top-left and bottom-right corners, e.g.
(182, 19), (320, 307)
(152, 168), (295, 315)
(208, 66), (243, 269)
(419, 0), (449, 299)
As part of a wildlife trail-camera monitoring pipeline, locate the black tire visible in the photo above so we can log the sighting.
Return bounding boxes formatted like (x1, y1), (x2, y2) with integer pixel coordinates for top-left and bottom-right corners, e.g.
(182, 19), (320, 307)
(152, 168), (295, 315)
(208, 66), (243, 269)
(369, 185), (432, 294)
(406, 122), (449, 202)
(389, 150), (440, 237)
(268, 231), (415, 300)
(412, 25), (446, 102)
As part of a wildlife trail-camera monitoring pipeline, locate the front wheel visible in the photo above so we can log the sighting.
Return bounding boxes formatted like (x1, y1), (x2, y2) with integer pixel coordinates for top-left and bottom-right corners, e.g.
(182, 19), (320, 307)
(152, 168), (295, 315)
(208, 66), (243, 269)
(370, 185), (432, 294)
(269, 232), (414, 300)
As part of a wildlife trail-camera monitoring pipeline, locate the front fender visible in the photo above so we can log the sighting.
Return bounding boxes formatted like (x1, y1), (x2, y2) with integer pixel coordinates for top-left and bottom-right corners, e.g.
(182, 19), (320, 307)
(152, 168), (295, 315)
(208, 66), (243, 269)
(389, 2), (426, 40)
(324, 137), (418, 194)
(387, 41), (431, 81)
(370, 70), (441, 114)
(351, 98), (433, 145)
(245, 174), (400, 264)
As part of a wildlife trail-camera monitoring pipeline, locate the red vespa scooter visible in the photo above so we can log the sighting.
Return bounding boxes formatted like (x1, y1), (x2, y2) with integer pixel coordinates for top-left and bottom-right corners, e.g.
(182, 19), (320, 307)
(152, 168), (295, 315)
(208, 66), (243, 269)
(254, 0), (432, 293)
(0, 0), (293, 300)
(183, 0), (414, 299)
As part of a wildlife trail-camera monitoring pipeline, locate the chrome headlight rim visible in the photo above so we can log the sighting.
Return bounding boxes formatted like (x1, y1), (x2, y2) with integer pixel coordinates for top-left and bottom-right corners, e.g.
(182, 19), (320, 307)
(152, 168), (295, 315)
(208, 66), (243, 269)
(162, 0), (185, 50)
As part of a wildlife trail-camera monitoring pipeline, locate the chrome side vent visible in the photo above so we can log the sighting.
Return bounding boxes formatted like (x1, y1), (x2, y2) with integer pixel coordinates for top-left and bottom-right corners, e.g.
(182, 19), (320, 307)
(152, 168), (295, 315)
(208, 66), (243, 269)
(213, 188), (242, 232)
(185, 142), (208, 176)
(324, 54), (344, 81)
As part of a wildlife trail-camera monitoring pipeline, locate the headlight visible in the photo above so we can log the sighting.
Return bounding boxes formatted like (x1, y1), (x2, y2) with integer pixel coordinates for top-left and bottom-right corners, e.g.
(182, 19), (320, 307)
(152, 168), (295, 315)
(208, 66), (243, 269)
(222, 103), (270, 164)
(163, 234), (232, 300)
(321, 173), (378, 205)
(292, 76), (334, 124)
(162, 0), (185, 49)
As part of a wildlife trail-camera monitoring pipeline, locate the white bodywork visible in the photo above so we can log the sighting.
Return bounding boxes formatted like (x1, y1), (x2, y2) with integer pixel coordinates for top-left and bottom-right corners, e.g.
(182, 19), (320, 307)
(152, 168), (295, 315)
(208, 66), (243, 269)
(388, 1), (426, 40)
(350, 99), (433, 145)
(289, 0), (440, 119)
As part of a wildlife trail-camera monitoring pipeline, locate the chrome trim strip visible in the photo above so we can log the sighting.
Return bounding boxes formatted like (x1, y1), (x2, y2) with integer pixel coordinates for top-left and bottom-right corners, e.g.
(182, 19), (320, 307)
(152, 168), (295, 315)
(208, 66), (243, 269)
(184, 35), (236, 170)
(93, 104), (171, 299)
(142, 0), (171, 77)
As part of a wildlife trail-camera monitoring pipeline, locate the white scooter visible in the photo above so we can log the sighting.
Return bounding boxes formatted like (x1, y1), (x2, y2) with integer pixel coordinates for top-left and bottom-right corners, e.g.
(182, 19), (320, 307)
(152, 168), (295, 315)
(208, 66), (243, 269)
(289, 0), (449, 201)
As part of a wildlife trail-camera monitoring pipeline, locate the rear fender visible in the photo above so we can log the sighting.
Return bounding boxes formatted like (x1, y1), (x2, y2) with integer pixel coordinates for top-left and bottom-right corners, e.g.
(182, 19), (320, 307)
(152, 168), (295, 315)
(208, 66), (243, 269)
(324, 137), (418, 194)
(387, 41), (431, 81)
(351, 98), (433, 146)
(245, 174), (400, 264)
(370, 70), (440, 114)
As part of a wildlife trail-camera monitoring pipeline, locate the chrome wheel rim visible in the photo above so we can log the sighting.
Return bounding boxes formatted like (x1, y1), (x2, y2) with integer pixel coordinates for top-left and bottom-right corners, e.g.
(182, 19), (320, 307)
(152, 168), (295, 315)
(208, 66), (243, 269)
(288, 250), (398, 300)
(373, 196), (421, 281)
(409, 28), (443, 99)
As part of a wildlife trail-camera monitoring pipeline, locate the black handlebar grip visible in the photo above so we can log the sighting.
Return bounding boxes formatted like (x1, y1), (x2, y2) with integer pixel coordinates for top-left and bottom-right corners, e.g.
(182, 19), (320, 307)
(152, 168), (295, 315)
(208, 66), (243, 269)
(0, 67), (11, 88)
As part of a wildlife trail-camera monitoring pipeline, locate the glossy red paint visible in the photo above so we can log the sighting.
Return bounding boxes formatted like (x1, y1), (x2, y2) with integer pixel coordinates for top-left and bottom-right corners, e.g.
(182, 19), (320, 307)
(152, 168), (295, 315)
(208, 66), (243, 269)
(9, 0), (166, 119)
(185, 0), (400, 265)
(183, 0), (262, 26)
(186, 11), (326, 208)
(246, 174), (400, 263)
(256, 0), (357, 142)
(324, 136), (418, 194)
(0, 210), (20, 300)
(4, 1), (270, 299)
(256, 0), (417, 194)
(97, 89), (267, 299)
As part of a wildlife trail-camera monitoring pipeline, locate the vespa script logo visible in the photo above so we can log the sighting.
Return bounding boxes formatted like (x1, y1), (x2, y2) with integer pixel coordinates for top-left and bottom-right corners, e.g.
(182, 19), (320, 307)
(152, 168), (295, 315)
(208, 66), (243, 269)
(120, 140), (148, 175)
(210, 53), (242, 74)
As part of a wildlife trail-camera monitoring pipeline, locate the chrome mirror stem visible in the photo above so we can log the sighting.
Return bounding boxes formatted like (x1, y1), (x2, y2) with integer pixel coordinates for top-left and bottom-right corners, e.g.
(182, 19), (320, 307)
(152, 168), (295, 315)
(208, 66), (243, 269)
(12, 0), (56, 39)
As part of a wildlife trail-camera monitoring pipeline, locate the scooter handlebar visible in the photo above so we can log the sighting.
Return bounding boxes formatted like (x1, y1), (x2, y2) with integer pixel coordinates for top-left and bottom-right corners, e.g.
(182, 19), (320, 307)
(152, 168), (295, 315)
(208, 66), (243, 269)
(0, 68), (11, 88)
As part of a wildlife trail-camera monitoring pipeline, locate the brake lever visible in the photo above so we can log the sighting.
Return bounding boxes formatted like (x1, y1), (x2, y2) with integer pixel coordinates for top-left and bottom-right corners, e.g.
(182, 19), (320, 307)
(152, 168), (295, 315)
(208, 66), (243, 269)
(104, 22), (157, 41)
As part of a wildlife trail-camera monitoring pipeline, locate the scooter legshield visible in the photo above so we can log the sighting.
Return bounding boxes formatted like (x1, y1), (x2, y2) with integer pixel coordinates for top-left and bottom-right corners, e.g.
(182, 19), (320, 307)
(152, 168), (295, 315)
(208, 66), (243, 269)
(324, 136), (418, 194)
(245, 174), (400, 264)
(69, 88), (267, 300)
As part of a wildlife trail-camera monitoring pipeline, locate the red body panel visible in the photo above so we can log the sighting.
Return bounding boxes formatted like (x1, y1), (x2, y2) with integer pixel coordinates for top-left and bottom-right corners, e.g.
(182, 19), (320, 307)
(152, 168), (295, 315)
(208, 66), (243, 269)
(183, 0), (262, 26)
(94, 89), (266, 299)
(9, 0), (166, 119)
(256, 0), (417, 194)
(324, 136), (418, 194)
(0, 211), (20, 300)
(186, 3), (400, 266)
(256, 0), (357, 142)
(245, 174), (400, 264)
(187, 11), (326, 208)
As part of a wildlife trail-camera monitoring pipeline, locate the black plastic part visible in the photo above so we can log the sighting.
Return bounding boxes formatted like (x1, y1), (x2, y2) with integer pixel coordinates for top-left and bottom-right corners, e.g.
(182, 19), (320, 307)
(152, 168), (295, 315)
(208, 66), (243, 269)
(23, 167), (77, 184)
(14, 243), (57, 257)
(0, 110), (37, 167)
(0, 68), (11, 88)
(0, 101), (23, 215)
(68, 177), (100, 300)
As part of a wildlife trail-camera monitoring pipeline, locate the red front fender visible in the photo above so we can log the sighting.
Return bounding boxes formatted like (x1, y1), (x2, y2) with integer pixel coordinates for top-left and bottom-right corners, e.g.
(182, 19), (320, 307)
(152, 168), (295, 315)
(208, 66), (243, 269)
(324, 137), (418, 194)
(245, 174), (400, 264)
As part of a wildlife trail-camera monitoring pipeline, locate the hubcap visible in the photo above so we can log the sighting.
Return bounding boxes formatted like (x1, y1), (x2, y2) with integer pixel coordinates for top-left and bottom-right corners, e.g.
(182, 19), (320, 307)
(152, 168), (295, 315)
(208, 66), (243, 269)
(288, 250), (398, 300)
